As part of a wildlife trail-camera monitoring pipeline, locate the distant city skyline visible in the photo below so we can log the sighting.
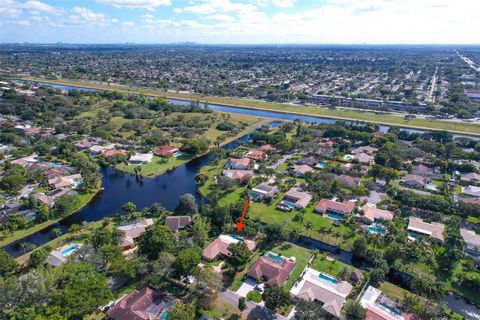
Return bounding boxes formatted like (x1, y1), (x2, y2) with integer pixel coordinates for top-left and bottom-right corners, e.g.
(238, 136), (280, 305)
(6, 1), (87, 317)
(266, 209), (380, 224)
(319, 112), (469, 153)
(1, 0), (479, 44)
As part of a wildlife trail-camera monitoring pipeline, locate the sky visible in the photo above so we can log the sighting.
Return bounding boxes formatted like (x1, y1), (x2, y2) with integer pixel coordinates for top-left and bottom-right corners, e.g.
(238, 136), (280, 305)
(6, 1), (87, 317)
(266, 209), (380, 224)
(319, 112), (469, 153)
(1, 0), (479, 44)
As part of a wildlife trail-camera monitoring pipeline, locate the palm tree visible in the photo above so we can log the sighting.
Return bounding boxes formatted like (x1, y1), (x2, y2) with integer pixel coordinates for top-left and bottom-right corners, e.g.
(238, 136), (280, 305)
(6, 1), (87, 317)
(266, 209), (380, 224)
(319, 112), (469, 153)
(69, 224), (81, 235)
(52, 227), (62, 238)
(20, 242), (36, 254)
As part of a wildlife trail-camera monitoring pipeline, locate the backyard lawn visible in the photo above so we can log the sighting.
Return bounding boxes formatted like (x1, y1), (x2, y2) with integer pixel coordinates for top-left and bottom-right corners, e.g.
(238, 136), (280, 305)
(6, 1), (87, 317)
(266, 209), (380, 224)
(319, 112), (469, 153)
(312, 253), (363, 279)
(116, 154), (192, 177)
(272, 242), (312, 291)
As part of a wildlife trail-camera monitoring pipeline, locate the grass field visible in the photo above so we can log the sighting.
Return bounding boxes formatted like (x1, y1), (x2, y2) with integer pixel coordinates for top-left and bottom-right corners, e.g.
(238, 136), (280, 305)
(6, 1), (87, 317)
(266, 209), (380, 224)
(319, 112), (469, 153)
(312, 253), (363, 279)
(273, 242), (312, 290)
(0, 191), (98, 248)
(115, 154), (193, 177)
(19, 77), (480, 136)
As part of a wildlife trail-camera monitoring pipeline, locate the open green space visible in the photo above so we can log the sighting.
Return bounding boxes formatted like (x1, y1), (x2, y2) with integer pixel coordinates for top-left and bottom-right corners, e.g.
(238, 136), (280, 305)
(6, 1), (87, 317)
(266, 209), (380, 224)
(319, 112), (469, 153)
(19, 77), (480, 136)
(115, 154), (193, 178)
(272, 242), (312, 290)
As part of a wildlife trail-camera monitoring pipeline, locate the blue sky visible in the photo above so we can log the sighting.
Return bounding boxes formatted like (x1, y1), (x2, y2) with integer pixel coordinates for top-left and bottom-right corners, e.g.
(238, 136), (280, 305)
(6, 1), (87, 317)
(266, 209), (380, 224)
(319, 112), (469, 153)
(1, 0), (479, 44)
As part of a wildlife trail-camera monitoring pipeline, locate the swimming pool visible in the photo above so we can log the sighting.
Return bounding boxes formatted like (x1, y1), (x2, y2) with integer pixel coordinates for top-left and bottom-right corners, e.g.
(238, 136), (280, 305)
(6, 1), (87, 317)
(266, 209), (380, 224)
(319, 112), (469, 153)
(368, 226), (386, 235)
(50, 162), (62, 167)
(315, 161), (326, 169)
(280, 200), (296, 209)
(173, 151), (183, 157)
(228, 234), (244, 241)
(327, 213), (344, 221)
(343, 154), (354, 161)
(319, 273), (338, 285)
(267, 252), (285, 264)
(425, 183), (438, 191)
(61, 245), (79, 256)
(74, 179), (83, 187)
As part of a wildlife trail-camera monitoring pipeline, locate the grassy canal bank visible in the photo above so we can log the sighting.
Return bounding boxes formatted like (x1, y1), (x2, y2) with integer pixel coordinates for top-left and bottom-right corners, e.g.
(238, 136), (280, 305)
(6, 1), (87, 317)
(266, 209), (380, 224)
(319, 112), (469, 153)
(17, 77), (480, 136)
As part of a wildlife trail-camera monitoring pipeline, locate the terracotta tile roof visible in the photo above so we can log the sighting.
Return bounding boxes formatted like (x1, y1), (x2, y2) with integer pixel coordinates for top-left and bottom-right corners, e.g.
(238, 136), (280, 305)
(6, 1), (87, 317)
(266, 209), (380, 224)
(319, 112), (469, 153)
(246, 149), (265, 160)
(247, 252), (296, 286)
(222, 170), (254, 180)
(228, 157), (251, 169)
(104, 149), (127, 157)
(315, 199), (355, 215)
(202, 235), (256, 261)
(154, 145), (179, 156)
(361, 204), (394, 223)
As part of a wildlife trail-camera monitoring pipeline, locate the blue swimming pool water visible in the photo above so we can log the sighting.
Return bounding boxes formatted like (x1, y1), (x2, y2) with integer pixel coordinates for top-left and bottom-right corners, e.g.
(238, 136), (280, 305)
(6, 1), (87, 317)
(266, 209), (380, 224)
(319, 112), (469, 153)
(228, 234), (244, 241)
(316, 162), (326, 168)
(161, 311), (169, 320)
(425, 183), (438, 191)
(327, 213), (344, 221)
(61, 245), (78, 256)
(368, 227), (386, 235)
(319, 273), (338, 285)
(280, 200), (296, 208)
(343, 155), (354, 161)
(74, 179), (83, 186)
(173, 151), (183, 157)
(50, 162), (62, 167)
(267, 252), (284, 264)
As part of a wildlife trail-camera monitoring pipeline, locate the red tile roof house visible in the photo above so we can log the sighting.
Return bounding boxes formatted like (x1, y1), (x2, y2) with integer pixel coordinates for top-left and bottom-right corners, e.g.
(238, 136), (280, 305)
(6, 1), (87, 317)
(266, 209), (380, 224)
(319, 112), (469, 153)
(164, 216), (192, 233)
(246, 149), (266, 160)
(117, 219), (154, 249)
(154, 145), (179, 157)
(222, 169), (254, 181)
(106, 286), (176, 320)
(293, 164), (314, 177)
(74, 139), (94, 150)
(226, 157), (251, 170)
(247, 251), (296, 286)
(104, 149), (127, 157)
(460, 172), (480, 186)
(315, 198), (356, 217)
(260, 144), (275, 151)
(290, 267), (353, 318)
(48, 174), (83, 190)
(202, 234), (256, 261)
(357, 204), (394, 225)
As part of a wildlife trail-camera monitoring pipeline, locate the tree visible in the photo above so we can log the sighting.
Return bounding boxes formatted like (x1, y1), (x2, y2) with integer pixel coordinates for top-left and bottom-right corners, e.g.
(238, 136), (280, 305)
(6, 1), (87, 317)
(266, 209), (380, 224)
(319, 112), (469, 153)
(52, 194), (81, 218)
(190, 215), (210, 247)
(352, 236), (367, 257)
(344, 301), (366, 320)
(137, 224), (176, 260)
(0, 249), (17, 277)
(51, 228), (62, 238)
(69, 224), (81, 235)
(28, 247), (50, 268)
(51, 262), (112, 319)
(263, 285), (293, 311)
(294, 300), (331, 320)
(122, 201), (137, 213)
(217, 176), (235, 190)
(175, 193), (198, 215)
(168, 301), (195, 320)
(195, 267), (223, 309)
(172, 247), (201, 278)
(180, 138), (209, 156)
(238, 297), (247, 312)
(226, 242), (251, 271)
(264, 223), (289, 243)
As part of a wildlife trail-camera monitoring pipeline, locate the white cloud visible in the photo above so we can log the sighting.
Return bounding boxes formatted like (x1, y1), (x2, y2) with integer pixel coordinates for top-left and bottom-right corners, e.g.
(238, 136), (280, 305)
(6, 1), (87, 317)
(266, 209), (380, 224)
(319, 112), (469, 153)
(206, 14), (235, 22)
(181, 0), (257, 15)
(64, 7), (118, 27)
(271, 0), (296, 8)
(96, 0), (171, 9)
(123, 21), (136, 26)
(0, 0), (58, 19)
(173, 8), (183, 13)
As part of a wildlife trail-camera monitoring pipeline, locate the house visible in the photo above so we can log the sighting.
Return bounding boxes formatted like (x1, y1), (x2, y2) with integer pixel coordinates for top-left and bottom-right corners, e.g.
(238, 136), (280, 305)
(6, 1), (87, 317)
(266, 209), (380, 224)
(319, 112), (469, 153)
(74, 139), (94, 150)
(357, 204), (394, 224)
(129, 153), (153, 165)
(47, 243), (83, 267)
(251, 183), (278, 201)
(154, 145), (179, 157)
(202, 234), (256, 261)
(407, 217), (445, 242)
(461, 197), (480, 205)
(222, 170), (254, 181)
(298, 155), (319, 167)
(351, 145), (378, 155)
(106, 286), (175, 320)
(401, 174), (428, 189)
(226, 158), (251, 170)
(164, 216), (192, 233)
(260, 144), (275, 151)
(290, 267), (352, 318)
(117, 219), (154, 249)
(104, 149), (127, 157)
(247, 252), (296, 286)
(89, 144), (115, 155)
(412, 164), (438, 178)
(460, 228), (480, 255)
(360, 286), (416, 320)
(460, 172), (480, 185)
(336, 174), (361, 187)
(293, 164), (314, 177)
(315, 199), (356, 217)
(355, 152), (374, 165)
(278, 187), (312, 210)
(319, 139), (334, 147)
(48, 174), (82, 189)
(246, 149), (266, 160)
(10, 154), (38, 167)
(31, 192), (55, 207)
(462, 185), (480, 198)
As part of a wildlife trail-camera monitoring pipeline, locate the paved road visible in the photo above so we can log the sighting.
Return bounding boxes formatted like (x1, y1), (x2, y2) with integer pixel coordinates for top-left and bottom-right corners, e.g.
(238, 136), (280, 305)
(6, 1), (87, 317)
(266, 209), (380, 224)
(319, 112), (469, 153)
(220, 289), (288, 320)
(270, 154), (293, 170)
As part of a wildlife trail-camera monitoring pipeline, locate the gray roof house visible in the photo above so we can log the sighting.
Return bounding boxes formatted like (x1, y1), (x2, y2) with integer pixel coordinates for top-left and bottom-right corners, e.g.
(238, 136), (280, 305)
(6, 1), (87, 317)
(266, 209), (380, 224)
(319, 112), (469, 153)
(460, 228), (480, 255)
(251, 183), (278, 201)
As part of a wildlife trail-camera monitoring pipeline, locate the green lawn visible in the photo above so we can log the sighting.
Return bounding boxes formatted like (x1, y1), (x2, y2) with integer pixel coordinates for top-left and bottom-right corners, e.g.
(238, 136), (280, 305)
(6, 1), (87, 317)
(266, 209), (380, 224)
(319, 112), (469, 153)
(379, 281), (412, 304)
(116, 154), (192, 177)
(312, 253), (362, 279)
(0, 191), (98, 248)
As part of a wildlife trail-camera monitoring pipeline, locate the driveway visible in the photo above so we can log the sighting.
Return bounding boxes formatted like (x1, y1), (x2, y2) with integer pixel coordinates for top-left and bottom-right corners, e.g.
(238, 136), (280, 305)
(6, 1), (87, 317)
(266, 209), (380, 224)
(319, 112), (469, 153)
(220, 289), (287, 320)
(236, 278), (257, 297)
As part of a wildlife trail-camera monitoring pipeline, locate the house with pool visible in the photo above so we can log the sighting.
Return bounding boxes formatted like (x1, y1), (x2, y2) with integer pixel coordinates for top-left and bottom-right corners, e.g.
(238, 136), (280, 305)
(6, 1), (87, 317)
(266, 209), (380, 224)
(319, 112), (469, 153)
(154, 145), (180, 158)
(202, 234), (256, 261)
(292, 164), (314, 177)
(250, 183), (278, 201)
(46, 243), (83, 267)
(357, 204), (394, 235)
(129, 153), (153, 165)
(105, 286), (175, 320)
(407, 217), (445, 242)
(290, 267), (352, 318)
(247, 251), (296, 287)
(276, 187), (313, 211)
(314, 198), (356, 220)
(225, 157), (251, 170)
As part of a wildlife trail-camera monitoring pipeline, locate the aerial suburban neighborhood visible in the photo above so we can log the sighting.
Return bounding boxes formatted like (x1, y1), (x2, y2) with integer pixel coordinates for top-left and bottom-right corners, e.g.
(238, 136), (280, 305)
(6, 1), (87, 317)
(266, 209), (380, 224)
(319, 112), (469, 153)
(0, 0), (479, 319)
